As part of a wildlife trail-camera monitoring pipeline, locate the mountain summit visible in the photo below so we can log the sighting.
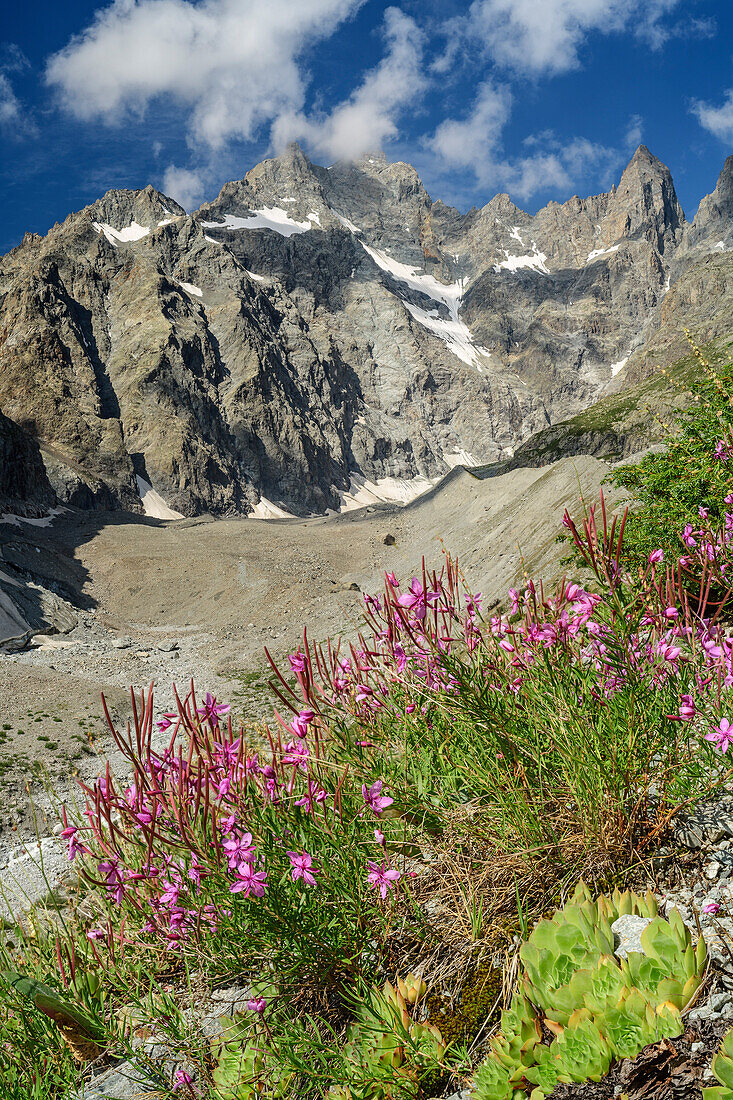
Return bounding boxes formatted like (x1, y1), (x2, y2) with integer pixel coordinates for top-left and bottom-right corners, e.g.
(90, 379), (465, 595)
(0, 146), (730, 518)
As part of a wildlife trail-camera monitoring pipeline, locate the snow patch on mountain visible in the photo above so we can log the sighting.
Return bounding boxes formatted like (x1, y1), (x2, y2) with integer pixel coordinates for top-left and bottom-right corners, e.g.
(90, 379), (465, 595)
(334, 212), (362, 234)
(361, 244), (464, 312)
(136, 476), (184, 520)
(250, 497), (293, 519)
(338, 472), (436, 512)
(360, 243), (491, 369)
(201, 208), (316, 237)
(587, 244), (620, 263)
(92, 221), (150, 246)
(178, 281), (202, 297)
(610, 357), (628, 378)
(443, 450), (477, 469)
(493, 244), (549, 275)
(0, 508), (65, 528)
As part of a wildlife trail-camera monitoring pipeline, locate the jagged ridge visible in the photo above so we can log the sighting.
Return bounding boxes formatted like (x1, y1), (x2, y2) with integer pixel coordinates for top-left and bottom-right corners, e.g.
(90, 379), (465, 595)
(0, 145), (731, 518)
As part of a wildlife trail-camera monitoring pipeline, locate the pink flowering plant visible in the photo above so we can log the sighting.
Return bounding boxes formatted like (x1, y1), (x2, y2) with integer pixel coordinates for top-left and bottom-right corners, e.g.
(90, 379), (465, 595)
(57, 684), (412, 1008)
(261, 502), (733, 875)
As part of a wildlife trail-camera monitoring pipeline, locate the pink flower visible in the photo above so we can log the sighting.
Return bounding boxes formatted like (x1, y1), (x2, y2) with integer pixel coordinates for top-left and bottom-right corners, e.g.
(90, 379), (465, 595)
(683, 524), (697, 548)
(156, 712), (178, 733)
(396, 578), (439, 621)
(367, 860), (401, 899)
(230, 863), (268, 897)
(86, 928), (106, 942)
(288, 652), (307, 674)
(286, 849), (318, 886)
(222, 832), (256, 870)
(294, 783), (327, 813)
(172, 1070), (197, 1093)
(649, 549), (664, 564)
(703, 901), (721, 915)
(196, 693), (231, 725)
(290, 710), (315, 738)
(677, 694), (696, 721)
(385, 572), (399, 587)
(706, 718), (733, 754)
(466, 593), (483, 616)
(361, 779), (394, 816)
(61, 825), (88, 861)
(246, 997), (267, 1014)
(374, 828), (385, 847)
(283, 740), (310, 771)
(98, 859), (125, 905)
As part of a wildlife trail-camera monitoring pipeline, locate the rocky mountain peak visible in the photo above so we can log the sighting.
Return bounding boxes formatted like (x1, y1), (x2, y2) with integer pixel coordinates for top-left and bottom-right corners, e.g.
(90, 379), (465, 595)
(603, 144), (684, 252)
(246, 141), (318, 187)
(482, 193), (527, 219)
(89, 186), (185, 230)
(687, 155), (733, 252)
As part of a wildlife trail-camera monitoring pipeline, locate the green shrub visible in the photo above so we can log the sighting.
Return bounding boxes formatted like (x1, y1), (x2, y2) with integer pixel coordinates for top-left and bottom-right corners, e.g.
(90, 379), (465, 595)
(610, 334), (733, 571)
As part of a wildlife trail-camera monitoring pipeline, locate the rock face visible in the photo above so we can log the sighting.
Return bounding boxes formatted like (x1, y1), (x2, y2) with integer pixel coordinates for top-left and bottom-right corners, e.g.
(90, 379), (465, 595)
(0, 409), (56, 516)
(0, 145), (730, 517)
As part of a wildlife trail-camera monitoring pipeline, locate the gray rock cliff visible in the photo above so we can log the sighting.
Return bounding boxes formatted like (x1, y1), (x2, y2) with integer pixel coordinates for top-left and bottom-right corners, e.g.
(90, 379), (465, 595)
(0, 145), (730, 517)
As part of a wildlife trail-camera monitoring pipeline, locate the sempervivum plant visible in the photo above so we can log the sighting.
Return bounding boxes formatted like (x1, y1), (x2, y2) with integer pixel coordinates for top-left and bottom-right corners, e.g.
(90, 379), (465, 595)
(325, 976), (446, 1100)
(705, 1028), (733, 1100)
(473, 882), (707, 1100)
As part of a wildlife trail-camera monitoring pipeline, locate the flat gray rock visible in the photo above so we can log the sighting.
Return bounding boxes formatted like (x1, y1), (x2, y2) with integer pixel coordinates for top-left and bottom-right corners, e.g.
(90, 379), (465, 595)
(612, 914), (654, 958)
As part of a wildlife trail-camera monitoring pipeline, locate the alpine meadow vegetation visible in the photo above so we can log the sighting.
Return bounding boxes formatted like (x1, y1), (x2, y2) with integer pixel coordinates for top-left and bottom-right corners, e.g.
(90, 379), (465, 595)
(6, 339), (733, 1098)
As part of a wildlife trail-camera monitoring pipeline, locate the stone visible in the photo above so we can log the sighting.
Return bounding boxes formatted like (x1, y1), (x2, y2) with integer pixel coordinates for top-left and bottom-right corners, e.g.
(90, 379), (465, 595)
(611, 915), (654, 959)
(75, 1059), (159, 1099)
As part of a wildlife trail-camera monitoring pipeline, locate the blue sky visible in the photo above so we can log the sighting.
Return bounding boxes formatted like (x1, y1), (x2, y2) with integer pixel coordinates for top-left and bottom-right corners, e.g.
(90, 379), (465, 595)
(0, 0), (731, 254)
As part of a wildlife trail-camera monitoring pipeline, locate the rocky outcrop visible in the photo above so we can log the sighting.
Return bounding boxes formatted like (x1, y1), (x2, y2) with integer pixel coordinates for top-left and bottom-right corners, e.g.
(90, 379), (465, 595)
(685, 156), (733, 254)
(0, 145), (730, 517)
(0, 410), (56, 516)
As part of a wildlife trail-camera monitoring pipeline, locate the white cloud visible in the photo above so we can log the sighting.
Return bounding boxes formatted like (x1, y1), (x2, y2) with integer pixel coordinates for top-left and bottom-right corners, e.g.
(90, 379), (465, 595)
(429, 82), (625, 200)
(46, 0), (365, 150)
(450, 0), (682, 77)
(431, 82), (511, 168)
(624, 113), (643, 149)
(692, 89), (733, 144)
(0, 74), (21, 129)
(42, 0), (689, 206)
(162, 164), (207, 209)
(0, 45), (34, 136)
(272, 8), (426, 160)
